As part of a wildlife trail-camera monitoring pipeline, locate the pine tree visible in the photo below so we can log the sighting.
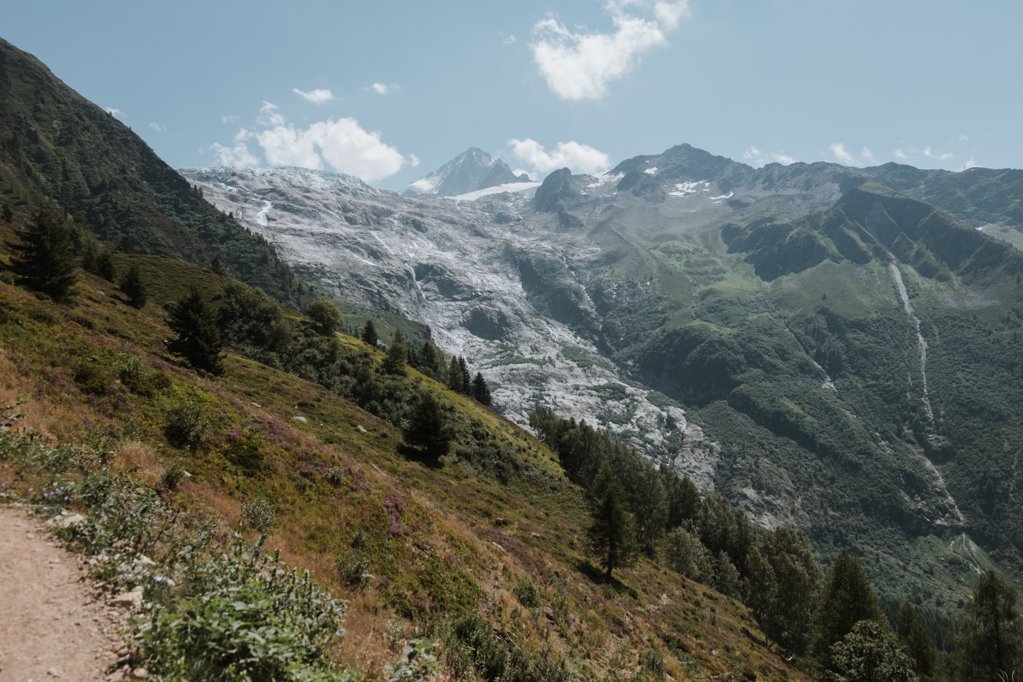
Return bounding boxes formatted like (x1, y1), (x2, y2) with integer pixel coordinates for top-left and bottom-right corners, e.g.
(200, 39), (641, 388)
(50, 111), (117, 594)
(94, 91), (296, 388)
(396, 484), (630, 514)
(815, 551), (885, 663)
(746, 528), (821, 654)
(403, 393), (450, 459)
(446, 356), (462, 391)
(712, 550), (742, 597)
(8, 210), (78, 301)
(957, 570), (1023, 681)
(95, 249), (116, 281)
(457, 356), (471, 393)
(587, 463), (639, 580)
(416, 340), (443, 379)
(119, 264), (147, 308)
(306, 300), (343, 336)
(471, 372), (492, 405)
(896, 603), (935, 679)
(382, 330), (409, 375)
(361, 320), (378, 348)
(167, 288), (224, 375)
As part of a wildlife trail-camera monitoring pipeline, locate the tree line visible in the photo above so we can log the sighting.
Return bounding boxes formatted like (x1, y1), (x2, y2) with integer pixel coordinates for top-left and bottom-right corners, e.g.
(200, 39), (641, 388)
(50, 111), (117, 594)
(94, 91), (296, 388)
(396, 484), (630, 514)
(529, 409), (1023, 681)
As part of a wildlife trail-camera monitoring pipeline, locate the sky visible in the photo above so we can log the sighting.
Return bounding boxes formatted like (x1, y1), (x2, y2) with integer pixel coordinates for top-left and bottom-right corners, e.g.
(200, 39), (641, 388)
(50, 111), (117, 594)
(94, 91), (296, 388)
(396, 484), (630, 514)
(4, 1), (1022, 190)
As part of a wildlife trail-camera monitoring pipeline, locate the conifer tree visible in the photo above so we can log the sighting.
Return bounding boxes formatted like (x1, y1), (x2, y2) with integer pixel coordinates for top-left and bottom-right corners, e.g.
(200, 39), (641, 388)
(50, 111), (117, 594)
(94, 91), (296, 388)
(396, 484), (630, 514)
(446, 356), (462, 391)
(95, 249), (116, 281)
(210, 254), (226, 275)
(746, 528), (821, 654)
(417, 340), (443, 378)
(815, 551), (885, 663)
(956, 570), (1023, 681)
(119, 264), (147, 308)
(167, 288), (224, 375)
(361, 320), (378, 347)
(382, 330), (409, 375)
(587, 463), (639, 580)
(896, 603), (935, 679)
(8, 210), (78, 301)
(403, 393), (450, 459)
(471, 372), (492, 405)
(457, 356), (471, 393)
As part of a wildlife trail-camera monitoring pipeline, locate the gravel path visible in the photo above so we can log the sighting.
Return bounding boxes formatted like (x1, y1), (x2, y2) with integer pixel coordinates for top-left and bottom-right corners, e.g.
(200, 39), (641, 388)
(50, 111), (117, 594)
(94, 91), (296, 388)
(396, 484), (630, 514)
(0, 505), (124, 681)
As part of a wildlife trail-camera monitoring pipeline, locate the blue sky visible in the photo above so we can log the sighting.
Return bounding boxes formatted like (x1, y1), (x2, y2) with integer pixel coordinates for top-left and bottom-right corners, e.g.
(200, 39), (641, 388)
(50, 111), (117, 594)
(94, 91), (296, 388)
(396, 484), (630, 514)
(4, 1), (1021, 189)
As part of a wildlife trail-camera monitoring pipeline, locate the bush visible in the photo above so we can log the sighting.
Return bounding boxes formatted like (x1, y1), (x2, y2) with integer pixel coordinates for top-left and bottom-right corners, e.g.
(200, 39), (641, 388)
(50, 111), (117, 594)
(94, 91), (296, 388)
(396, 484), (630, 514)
(336, 553), (370, 589)
(135, 542), (347, 681)
(514, 578), (541, 608)
(241, 500), (276, 535)
(74, 363), (109, 395)
(163, 398), (212, 451)
(325, 465), (345, 488)
(160, 464), (187, 492)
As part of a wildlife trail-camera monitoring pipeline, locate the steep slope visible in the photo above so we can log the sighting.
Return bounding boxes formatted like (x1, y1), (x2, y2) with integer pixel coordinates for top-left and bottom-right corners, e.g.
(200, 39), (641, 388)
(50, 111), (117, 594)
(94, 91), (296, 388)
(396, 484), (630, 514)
(0, 38), (304, 305)
(187, 147), (1023, 618)
(404, 147), (527, 196)
(0, 229), (803, 679)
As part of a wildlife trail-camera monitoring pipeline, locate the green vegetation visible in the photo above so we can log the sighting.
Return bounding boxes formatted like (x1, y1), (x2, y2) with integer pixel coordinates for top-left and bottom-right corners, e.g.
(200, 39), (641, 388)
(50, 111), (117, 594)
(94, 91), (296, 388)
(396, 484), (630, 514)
(6, 210), (77, 300)
(167, 288), (225, 375)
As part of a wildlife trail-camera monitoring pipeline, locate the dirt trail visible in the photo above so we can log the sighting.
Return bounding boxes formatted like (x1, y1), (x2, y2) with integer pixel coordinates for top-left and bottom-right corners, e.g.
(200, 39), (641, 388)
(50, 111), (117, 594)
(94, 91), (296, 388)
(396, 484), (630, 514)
(0, 505), (123, 681)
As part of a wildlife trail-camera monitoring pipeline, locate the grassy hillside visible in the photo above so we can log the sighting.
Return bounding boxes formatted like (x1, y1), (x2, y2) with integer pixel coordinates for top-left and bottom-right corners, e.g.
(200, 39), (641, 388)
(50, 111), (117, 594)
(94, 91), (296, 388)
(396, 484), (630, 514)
(0, 235), (802, 679)
(0, 38), (306, 307)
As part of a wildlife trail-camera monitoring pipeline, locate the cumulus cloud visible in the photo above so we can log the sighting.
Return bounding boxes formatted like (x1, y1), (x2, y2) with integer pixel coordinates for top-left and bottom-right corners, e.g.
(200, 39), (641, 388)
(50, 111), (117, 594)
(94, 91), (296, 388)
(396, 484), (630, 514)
(508, 138), (611, 175)
(409, 154), (421, 168)
(105, 107), (126, 119)
(210, 103), (410, 182)
(530, 0), (689, 100)
(222, 114), (240, 124)
(829, 143), (876, 167)
(742, 146), (795, 168)
(209, 129), (260, 168)
(149, 122), (166, 133)
(893, 148), (908, 161)
(370, 82), (398, 95)
(292, 88), (336, 105)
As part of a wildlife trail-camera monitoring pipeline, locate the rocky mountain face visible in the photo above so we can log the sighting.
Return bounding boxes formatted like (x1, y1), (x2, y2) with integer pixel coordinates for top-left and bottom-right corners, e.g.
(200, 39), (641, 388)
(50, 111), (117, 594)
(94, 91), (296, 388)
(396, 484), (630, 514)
(403, 147), (528, 196)
(183, 146), (1023, 613)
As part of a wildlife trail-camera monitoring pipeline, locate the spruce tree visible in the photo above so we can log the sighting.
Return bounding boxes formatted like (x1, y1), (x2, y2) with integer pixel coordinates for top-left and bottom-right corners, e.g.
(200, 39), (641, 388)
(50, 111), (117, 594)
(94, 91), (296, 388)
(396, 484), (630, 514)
(403, 393), (450, 459)
(382, 330), (409, 375)
(167, 288), (224, 375)
(361, 320), (378, 347)
(446, 356), (462, 391)
(95, 249), (116, 281)
(119, 264), (147, 308)
(815, 551), (885, 663)
(471, 372), (492, 405)
(957, 570), (1023, 681)
(896, 603), (935, 679)
(416, 340), (443, 379)
(746, 528), (821, 654)
(587, 463), (639, 580)
(457, 356), (471, 393)
(8, 210), (78, 301)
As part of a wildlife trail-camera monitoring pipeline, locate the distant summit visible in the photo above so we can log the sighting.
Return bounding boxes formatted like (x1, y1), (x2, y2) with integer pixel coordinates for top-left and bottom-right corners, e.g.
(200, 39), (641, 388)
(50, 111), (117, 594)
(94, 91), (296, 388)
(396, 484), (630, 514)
(404, 148), (527, 196)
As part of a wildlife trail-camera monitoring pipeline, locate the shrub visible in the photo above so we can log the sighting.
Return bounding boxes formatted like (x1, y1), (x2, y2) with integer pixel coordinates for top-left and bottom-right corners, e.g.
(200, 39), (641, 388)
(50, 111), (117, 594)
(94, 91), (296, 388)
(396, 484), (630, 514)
(514, 578), (541, 608)
(74, 363), (109, 395)
(160, 464), (187, 492)
(336, 553), (370, 589)
(325, 465), (345, 488)
(241, 500), (276, 535)
(163, 398), (212, 451)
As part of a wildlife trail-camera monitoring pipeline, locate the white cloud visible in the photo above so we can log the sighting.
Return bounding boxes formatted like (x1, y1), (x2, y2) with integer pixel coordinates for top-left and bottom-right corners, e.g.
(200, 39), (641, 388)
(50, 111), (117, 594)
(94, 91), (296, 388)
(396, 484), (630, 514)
(370, 82), (398, 95)
(209, 129), (260, 168)
(829, 143), (855, 165)
(860, 147), (876, 164)
(222, 114), (240, 124)
(960, 156), (978, 171)
(923, 146), (953, 161)
(257, 101), (286, 126)
(105, 107), (126, 119)
(409, 154), (421, 168)
(149, 122), (166, 133)
(212, 102), (409, 182)
(894, 148), (908, 161)
(530, 0), (689, 100)
(508, 138), (611, 175)
(292, 88), (336, 105)
(742, 146), (795, 168)
(501, 33), (518, 46)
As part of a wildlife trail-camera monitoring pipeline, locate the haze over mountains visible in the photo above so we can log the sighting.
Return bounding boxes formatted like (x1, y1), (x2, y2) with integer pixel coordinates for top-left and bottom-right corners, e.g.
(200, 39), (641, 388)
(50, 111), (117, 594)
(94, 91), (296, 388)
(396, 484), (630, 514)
(186, 142), (1023, 612)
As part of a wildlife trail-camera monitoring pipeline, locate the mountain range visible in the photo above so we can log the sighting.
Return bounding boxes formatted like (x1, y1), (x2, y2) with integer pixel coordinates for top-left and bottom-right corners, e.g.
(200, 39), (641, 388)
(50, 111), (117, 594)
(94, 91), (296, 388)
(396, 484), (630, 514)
(403, 147), (531, 197)
(185, 143), (1023, 616)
